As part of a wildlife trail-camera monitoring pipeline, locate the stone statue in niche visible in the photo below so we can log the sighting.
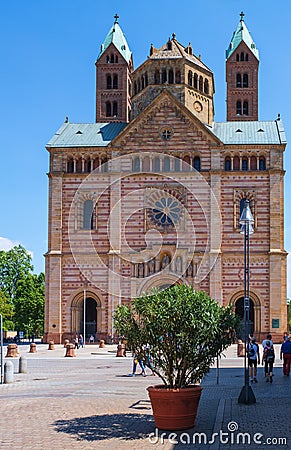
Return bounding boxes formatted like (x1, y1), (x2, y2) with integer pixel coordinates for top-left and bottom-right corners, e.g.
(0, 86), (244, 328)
(186, 261), (193, 277)
(138, 263), (144, 278)
(175, 256), (182, 273)
(148, 259), (155, 275)
(161, 254), (170, 269)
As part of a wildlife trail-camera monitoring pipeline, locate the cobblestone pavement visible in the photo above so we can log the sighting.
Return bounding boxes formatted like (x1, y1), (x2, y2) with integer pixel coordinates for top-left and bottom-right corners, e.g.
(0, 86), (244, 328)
(0, 343), (290, 449)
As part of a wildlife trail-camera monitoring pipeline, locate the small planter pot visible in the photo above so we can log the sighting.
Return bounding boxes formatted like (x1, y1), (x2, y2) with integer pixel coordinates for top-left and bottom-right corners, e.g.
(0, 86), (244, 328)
(147, 384), (203, 430)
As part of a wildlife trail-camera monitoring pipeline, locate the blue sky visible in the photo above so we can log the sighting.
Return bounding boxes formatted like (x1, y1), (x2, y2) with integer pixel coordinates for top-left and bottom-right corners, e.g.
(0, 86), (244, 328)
(1, 0), (290, 296)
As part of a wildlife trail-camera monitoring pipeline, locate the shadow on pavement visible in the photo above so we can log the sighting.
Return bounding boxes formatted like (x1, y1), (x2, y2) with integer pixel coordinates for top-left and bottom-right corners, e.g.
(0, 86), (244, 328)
(54, 413), (154, 442)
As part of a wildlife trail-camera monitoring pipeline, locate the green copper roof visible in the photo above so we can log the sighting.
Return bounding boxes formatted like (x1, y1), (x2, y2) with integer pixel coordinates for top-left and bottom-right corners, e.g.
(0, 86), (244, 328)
(210, 120), (286, 145)
(226, 12), (259, 60)
(97, 15), (132, 63)
(47, 122), (128, 148)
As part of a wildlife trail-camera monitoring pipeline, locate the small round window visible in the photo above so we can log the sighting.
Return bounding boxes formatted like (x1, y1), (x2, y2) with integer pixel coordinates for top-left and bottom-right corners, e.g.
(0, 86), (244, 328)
(159, 127), (173, 141)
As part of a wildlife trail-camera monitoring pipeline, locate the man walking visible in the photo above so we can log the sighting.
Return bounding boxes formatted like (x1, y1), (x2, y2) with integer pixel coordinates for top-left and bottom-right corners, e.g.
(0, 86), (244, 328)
(280, 335), (291, 376)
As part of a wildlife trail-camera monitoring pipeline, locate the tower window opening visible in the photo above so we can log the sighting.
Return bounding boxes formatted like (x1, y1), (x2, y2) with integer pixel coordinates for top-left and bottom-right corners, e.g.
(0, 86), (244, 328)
(225, 157), (231, 171)
(110, 54), (114, 63)
(113, 101), (118, 117)
(243, 73), (248, 88)
(83, 200), (94, 230)
(106, 74), (112, 89)
(259, 157), (266, 170)
(236, 100), (242, 115)
(204, 79), (209, 94)
(169, 69), (174, 84)
(236, 73), (242, 88)
(106, 102), (111, 117)
(113, 75), (118, 89)
(188, 70), (193, 86)
(193, 156), (201, 171)
(243, 101), (249, 115)
(199, 75), (203, 91)
(240, 52), (245, 61)
(162, 69), (167, 83)
(242, 157), (248, 171)
(194, 73), (198, 89)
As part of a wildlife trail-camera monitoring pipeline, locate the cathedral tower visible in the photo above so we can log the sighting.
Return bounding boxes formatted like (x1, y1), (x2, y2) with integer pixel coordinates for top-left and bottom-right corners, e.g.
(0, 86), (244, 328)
(226, 12), (259, 121)
(95, 15), (133, 122)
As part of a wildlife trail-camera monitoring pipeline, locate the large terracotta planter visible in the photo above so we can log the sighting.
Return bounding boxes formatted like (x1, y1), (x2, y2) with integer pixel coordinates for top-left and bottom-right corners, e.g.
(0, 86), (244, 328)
(147, 384), (203, 430)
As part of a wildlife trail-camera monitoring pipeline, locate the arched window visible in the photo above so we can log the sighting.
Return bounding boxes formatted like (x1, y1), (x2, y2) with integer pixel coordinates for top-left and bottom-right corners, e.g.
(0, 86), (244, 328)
(137, 79), (141, 92)
(154, 157), (160, 172)
(242, 157), (248, 171)
(236, 53), (239, 61)
(133, 156), (140, 172)
(245, 53), (249, 61)
(169, 69), (174, 84)
(204, 79), (209, 94)
(259, 157), (266, 170)
(250, 156), (257, 170)
(162, 69), (167, 83)
(106, 55), (110, 63)
(225, 157), (231, 171)
(240, 52), (244, 61)
(145, 72), (148, 86)
(164, 156), (170, 172)
(154, 69), (160, 84)
(236, 74), (242, 88)
(193, 156), (201, 171)
(243, 74), (248, 88)
(85, 159), (92, 173)
(106, 75), (112, 89)
(67, 158), (74, 173)
(113, 75), (118, 89)
(110, 54), (114, 63)
(175, 70), (181, 84)
(113, 102), (118, 117)
(194, 73), (198, 89)
(115, 55), (118, 63)
(106, 102), (111, 117)
(174, 157), (180, 171)
(199, 75), (203, 91)
(188, 70), (193, 86)
(83, 200), (94, 230)
(236, 101), (242, 115)
(141, 75), (145, 89)
(76, 158), (82, 173)
(233, 156), (240, 170)
(243, 101), (249, 115)
(240, 198), (247, 217)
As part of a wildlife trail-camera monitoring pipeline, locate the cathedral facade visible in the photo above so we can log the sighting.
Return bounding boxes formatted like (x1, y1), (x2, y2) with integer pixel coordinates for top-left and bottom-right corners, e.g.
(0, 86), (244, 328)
(44, 13), (287, 344)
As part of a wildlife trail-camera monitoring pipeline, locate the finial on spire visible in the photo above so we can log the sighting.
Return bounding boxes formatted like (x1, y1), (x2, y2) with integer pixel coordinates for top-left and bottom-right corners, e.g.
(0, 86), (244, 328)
(172, 33), (176, 40)
(114, 13), (119, 23)
(240, 11), (245, 21)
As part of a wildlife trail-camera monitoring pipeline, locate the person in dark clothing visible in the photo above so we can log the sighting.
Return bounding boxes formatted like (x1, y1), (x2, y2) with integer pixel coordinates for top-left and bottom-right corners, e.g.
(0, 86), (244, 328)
(280, 336), (291, 376)
(262, 340), (275, 383)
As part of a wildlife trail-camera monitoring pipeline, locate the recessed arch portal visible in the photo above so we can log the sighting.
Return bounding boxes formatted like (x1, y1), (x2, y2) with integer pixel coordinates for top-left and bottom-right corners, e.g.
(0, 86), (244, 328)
(71, 291), (102, 341)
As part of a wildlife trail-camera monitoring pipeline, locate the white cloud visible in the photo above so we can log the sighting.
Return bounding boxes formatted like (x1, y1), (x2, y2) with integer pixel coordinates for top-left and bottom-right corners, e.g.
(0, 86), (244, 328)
(0, 237), (34, 259)
(0, 237), (20, 251)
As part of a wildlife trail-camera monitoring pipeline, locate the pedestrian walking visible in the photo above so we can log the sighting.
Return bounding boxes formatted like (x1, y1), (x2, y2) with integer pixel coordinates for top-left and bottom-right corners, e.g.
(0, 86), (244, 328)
(262, 333), (273, 349)
(247, 336), (260, 383)
(74, 335), (79, 349)
(79, 334), (84, 348)
(128, 350), (146, 377)
(262, 340), (275, 383)
(280, 335), (291, 376)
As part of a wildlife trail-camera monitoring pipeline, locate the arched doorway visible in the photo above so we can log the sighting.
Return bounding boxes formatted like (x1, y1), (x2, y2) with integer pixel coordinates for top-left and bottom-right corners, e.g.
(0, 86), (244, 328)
(81, 297), (97, 341)
(235, 297), (255, 338)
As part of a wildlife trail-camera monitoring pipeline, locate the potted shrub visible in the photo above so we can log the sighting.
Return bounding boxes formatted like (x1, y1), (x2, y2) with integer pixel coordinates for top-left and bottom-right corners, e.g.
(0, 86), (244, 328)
(114, 284), (238, 430)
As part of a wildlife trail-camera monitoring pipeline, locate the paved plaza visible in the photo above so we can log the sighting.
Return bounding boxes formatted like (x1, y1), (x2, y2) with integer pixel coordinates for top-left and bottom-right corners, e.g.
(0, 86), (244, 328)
(0, 343), (290, 449)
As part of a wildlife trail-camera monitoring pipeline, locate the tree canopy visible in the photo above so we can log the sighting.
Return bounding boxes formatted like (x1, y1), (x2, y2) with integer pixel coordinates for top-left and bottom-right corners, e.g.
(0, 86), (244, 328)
(0, 245), (44, 335)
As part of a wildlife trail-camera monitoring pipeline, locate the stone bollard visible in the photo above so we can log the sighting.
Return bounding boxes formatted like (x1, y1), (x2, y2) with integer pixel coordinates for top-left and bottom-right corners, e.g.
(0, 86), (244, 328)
(6, 343), (18, 357)
(99, 340), (105, 348)
(4, 361), (14, 383)
(64, 339), (70, 348)
(29, 343), (37, 353)
(116, 342), (126, 357)
(65, 343), (76, 357)
(48, 340), (55, 350)
(19, 356), (27, 374)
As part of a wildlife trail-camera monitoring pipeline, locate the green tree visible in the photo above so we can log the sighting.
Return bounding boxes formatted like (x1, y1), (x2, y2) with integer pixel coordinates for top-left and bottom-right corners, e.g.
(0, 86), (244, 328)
(0, 245), (33, 301)
(0, 290), (14, 330)
(13, 272), (45, 337)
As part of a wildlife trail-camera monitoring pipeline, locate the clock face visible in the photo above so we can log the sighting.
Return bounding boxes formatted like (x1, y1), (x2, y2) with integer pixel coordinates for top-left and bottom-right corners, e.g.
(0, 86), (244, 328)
(194, 101), (203, 112)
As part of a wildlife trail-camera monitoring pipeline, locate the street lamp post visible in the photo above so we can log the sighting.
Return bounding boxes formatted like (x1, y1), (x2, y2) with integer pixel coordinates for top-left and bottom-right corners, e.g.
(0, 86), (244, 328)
(238, 199), (256, 404)
(83, 280), (88, 347)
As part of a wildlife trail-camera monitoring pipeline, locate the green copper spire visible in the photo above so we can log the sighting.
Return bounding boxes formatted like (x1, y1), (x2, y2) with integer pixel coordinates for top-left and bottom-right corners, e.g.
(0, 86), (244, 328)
(97, 14), (132, 63)
(226, 12), (259, 60)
